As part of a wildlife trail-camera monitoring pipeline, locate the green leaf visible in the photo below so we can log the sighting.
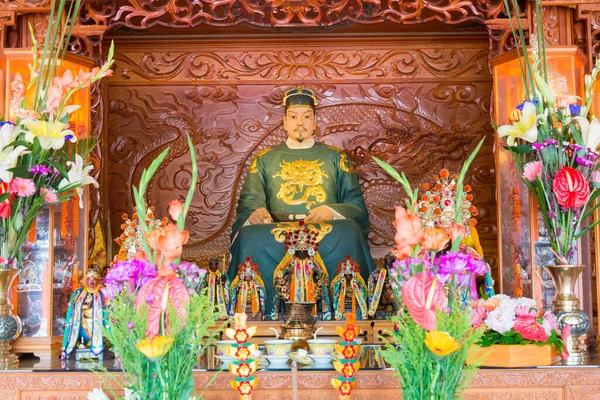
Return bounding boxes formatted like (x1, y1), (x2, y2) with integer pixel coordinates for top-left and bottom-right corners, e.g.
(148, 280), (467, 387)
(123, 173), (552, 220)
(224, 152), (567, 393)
(505, 144), (533, 155)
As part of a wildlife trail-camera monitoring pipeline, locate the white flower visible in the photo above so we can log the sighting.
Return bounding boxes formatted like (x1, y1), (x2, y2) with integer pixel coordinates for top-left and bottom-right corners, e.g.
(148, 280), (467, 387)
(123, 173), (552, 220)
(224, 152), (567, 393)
(574, 116), (600, 151)
(497, 102), (542, 146)
(485, 307), (516, 333)
(0, 123), (21, 146)
(58, 154), (98, 208)
(541, 319), (553, 337)
(514, 297), (537, 308)
(87, 388), (110, 400)
(124, 389), (140, 400)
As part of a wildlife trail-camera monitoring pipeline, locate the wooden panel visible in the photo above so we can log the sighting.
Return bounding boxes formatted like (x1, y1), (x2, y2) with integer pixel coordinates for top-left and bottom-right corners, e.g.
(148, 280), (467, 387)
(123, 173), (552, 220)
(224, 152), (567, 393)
(106, 36), (498, 280)
(2, 369), (600, 399)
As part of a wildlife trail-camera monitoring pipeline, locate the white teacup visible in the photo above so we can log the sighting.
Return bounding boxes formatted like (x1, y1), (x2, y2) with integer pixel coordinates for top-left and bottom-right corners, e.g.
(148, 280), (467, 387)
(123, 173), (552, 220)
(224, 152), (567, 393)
(216, 340), (236, 357)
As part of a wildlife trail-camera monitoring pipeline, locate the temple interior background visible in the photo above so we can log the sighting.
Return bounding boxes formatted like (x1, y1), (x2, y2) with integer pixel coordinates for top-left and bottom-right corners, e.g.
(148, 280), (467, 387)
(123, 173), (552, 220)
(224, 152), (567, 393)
(2, 0), (600, 398)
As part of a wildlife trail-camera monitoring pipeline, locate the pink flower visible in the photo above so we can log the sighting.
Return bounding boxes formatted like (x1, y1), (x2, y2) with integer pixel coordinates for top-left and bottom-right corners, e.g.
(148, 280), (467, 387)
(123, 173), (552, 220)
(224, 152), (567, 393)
(522, 161), (543, 182)
(560, 324), (571, 359)
(512, 305), (548, 341)
(472, 307), (487, 329)
(10, 73), (25, 104)
(40, 188), (58, 203)
(168, 199), (183, 221)
(542, 311), (560, 332)
(592, 170), (600, 184)
(44, 83), (64, 115)
(13, 108), (40, 120)
(10, 178), (35, 197)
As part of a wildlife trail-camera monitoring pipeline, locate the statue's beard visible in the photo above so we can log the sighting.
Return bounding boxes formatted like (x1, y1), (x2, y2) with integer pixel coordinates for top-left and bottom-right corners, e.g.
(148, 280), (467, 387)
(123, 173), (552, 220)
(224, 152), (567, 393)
(297, 135), (304, 143)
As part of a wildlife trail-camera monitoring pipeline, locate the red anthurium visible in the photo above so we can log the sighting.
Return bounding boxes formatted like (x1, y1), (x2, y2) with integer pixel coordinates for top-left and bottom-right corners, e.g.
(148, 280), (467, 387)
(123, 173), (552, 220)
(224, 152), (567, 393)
(0, 182), (13, 218)
(553, 166), (590, 208)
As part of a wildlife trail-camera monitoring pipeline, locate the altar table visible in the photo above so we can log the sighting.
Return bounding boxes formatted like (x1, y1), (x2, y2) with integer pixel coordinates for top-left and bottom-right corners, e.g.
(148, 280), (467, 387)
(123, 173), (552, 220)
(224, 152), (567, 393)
(1, 361), (599, 399)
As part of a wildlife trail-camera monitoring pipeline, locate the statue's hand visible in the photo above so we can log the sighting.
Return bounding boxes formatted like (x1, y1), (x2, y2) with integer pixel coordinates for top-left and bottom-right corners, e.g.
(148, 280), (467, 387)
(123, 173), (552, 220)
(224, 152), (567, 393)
(248, 207), (273, 224)
(305, 206), (333, 222)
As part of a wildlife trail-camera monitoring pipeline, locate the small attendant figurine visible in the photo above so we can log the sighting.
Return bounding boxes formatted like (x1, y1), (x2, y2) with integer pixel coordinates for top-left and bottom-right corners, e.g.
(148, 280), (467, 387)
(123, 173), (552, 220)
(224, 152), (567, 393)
(272, 220), (332, 320)
(200, 257), (231, 320)
(367, 254), (397, 319)
(61, 269), (107, 360)
(331, 256), (368, 320)
(229, 257), (266, 320)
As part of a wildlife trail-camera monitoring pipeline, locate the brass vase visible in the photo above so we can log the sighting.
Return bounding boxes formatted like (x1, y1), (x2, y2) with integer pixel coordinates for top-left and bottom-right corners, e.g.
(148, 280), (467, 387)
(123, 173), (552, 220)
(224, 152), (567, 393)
(0, 269), (21, 369)
(544, 264), (590, 365)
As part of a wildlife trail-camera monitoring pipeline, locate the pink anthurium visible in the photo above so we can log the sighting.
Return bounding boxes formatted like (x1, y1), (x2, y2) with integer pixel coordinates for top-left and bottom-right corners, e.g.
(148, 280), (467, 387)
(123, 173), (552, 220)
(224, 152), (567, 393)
(135, 264), (190, 339)
(402, 272), (448, 331)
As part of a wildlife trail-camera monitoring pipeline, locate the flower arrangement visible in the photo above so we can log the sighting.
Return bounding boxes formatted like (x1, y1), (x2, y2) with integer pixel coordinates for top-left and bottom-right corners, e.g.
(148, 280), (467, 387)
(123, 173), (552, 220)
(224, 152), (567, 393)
(0, 0), (114, 267)
(98, 135), (221, 400)
(374, 139), (486, 400)
(472, 294), (569, 357)
(497, 0), (600, 264)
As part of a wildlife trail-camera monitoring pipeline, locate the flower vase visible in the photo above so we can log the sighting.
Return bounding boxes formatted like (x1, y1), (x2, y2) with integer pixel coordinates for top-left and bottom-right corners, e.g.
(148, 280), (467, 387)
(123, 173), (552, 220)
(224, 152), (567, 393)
(544, 264), (590, 365)
(0, 269), (22, 369)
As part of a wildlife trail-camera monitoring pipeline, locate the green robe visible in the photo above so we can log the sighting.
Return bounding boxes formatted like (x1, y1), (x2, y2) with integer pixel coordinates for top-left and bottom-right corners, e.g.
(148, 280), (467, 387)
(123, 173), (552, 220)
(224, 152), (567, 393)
(229, 142), (375, 317)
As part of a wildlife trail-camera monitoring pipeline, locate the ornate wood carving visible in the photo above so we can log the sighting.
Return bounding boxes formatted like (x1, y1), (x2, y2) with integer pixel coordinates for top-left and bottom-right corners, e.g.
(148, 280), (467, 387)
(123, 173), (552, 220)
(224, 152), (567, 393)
(106, 0), (505, 29)
(107, 40), (497, 276)
(2, 369), (600, 399)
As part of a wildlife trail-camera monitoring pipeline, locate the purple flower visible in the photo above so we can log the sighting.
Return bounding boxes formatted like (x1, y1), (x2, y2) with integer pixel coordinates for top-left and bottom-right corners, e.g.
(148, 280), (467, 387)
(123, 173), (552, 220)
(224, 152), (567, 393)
(128, 322), (134, 332)
(576, 157), (594, 167)
(102, 259), (157, 299)
(0, 121), (14, 127)
(516, 99), (539, 110)
(532, 143), (545, 151)
(146, 293), (154, 304)
(29, 165), (51, 176)
(435, 252), (487, 285)
(548, 210), (557, 219)
(569, 104), (582, 116)
(176, 261), (206, 293)
(543, 139), (558, 146)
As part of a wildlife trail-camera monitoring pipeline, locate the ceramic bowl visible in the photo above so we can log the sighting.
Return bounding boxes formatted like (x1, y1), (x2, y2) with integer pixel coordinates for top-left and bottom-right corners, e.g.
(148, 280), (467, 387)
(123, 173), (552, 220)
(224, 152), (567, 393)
(309, 354), (333, 367)
(264, 355), (290, 368)
(216, 340), (236, 356)
(307, 339), (336, 356)
(264, 339), (294, 357)
(215, 355), (236, 369)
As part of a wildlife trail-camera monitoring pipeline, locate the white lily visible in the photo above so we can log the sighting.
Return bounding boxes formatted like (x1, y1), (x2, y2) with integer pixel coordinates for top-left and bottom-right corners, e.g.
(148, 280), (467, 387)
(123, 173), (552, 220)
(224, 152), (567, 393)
(574, 116), (600, 151)
(87, 388), (110, 400)
(0, 145), (27, 182)
(21, 119), (76, 150)
(0, 123), (21, 148)
(58, 154), (99, 208)
(497, 102), (542, 146)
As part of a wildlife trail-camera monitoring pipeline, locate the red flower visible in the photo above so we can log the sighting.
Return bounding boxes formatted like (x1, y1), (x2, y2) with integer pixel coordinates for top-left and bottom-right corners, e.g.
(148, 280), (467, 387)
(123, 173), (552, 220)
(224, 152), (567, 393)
(553, 166), (590, 208)
(0, 182), (13, 218)
(234, 329), (249, 344)
(236, 363), (252, 378)
(338, 381), (355, 396)
(236, 345), (251, 360)
(341, 363), (356, 378)
(342, 345), (357, 359)
(237, 381), (254, 396)
(513, 316), (548, 342)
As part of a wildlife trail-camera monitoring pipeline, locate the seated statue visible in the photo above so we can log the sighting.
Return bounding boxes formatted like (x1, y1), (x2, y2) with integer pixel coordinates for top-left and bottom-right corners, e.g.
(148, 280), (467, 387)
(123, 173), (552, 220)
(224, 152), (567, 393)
(229, 257), (266, 320)
(200, 257), (231, 320)
(61, 269), (107, 360)
(229, 86), (375, 319)
(271, 220), (332, 320)
(367, 253), (398, 319)
(331, 256), (368, 320)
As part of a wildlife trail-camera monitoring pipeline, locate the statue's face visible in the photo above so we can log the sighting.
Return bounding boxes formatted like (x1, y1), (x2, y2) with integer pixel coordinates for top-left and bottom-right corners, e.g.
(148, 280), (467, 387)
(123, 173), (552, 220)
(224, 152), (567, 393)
(86, 276), (99, 291)
(283, 106), (316, 144)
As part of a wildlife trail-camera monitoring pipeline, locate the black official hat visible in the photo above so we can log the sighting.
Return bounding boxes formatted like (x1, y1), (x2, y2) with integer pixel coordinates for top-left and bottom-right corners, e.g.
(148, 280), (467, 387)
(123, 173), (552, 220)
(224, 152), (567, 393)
(282, 87), (318, 110)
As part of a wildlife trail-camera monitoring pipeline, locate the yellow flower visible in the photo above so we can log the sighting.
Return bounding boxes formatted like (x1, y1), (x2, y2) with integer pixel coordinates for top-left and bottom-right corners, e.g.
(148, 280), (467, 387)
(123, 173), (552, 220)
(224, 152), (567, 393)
(497, 101), (541, 146)
(424, 330), (459, 357)
(136, 336), (174, 360)
(21, 119), (76, 150)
